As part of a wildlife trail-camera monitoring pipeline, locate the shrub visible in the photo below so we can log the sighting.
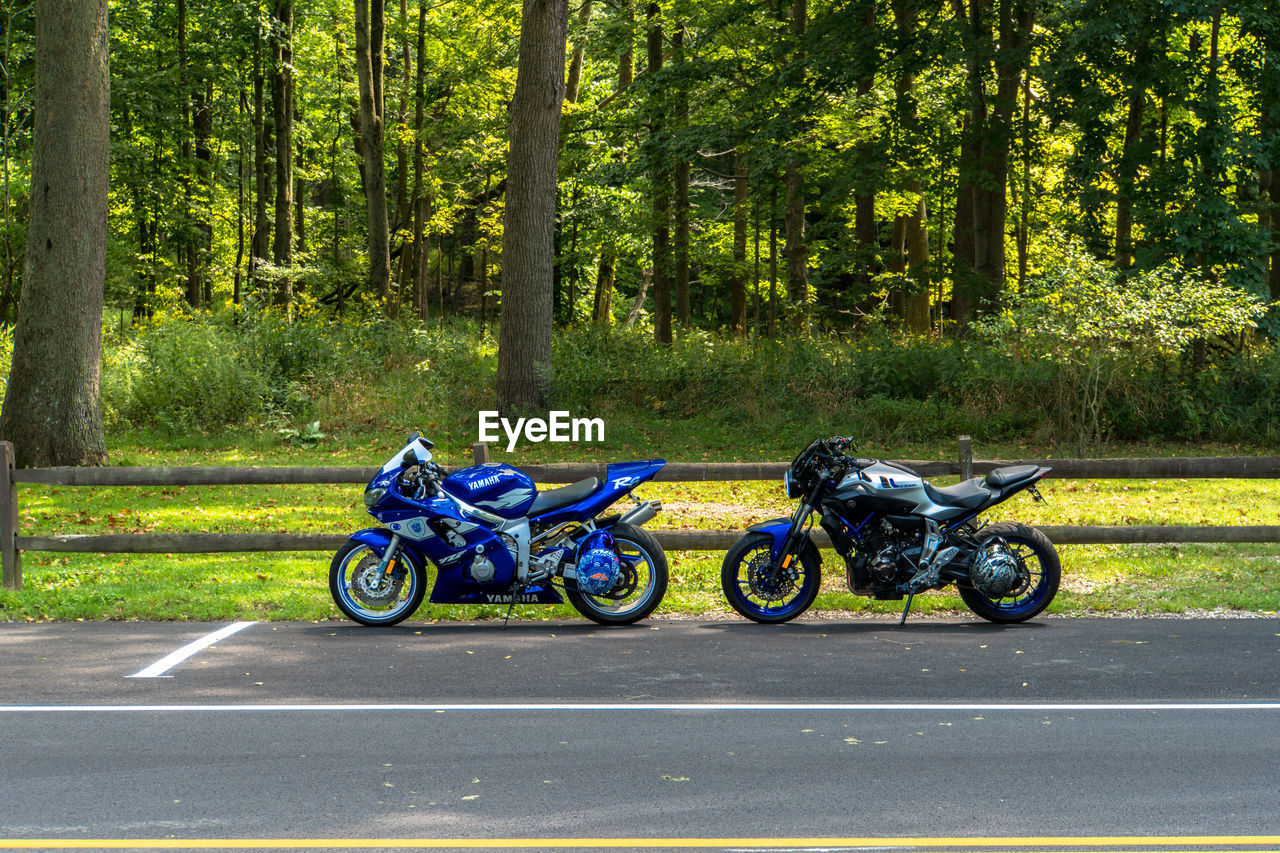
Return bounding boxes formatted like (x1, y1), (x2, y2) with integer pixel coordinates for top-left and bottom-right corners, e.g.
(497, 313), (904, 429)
(102, 314), (267, 431)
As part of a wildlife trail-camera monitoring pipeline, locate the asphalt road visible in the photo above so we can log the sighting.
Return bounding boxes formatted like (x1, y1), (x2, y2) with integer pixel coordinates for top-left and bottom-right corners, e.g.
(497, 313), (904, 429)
(1, 616), (1278, 851)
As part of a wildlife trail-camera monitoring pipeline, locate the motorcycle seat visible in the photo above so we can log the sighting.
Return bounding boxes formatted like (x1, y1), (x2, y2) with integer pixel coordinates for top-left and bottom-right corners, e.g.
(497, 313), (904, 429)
(529, 477), (600, 515)
(985, 465), (1041, 489)
(922, 477), (991, 510)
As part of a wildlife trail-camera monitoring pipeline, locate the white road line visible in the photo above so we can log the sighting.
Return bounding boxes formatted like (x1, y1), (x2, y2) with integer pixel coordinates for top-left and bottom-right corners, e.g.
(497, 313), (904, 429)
(125, 621), (259, 679)
(2, 701), (1280, 712)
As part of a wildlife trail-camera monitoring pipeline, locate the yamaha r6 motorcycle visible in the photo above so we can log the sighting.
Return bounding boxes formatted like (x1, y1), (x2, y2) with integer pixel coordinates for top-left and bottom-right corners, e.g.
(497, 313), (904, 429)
(721, 437), (1059, 625)
(330, 432), (669, 626)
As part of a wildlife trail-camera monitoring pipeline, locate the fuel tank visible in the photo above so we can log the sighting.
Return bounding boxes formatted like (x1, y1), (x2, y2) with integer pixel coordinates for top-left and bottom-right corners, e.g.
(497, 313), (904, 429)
(442, 463), (537, 519)
(832, 461), (931, 515)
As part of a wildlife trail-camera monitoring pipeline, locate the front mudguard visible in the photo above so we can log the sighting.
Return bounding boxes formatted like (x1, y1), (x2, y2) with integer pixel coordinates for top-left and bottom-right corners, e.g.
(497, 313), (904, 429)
(345, 528), (428, 575)
(349, 527), (396, 552)
(747, 518), (823, 568)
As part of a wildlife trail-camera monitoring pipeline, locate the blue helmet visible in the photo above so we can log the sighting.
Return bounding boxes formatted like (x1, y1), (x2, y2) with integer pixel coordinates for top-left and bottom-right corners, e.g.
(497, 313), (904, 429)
(575, 530), (621, 595)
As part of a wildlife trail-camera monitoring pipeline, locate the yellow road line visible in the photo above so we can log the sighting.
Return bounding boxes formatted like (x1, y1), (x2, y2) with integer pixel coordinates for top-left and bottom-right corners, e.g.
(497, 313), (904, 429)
(1, 838), (1279, 850)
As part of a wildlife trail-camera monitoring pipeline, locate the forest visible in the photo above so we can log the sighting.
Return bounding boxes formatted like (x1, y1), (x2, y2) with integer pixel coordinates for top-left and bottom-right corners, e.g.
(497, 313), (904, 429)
(1, 0), (1280, 459)
(0, 0), (1274, 329)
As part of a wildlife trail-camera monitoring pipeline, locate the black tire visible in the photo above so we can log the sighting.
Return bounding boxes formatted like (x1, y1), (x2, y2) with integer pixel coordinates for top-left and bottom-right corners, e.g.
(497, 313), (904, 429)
(329, 539), (428, 626)
(720, 532), (821, 624)
(565, 523), (668, 625)
(957, 522), (1060, 624)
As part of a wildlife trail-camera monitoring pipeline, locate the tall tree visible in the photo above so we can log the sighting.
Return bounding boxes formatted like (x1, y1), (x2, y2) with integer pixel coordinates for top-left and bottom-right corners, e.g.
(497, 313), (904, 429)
(0, 0), (109, 467)
(950, 0), (1035, 325)
(672, 21), (691, 328)
(496, 0), (569, 411)
(251, 1), (271, 286)
(784, 0), (809, 330)
(1265, 19), (1280, 300)
(272, 0), (294, 308)
(648, 1), (672, 344)
(355, 0), (392, 304)
(730, 148), (748, 334)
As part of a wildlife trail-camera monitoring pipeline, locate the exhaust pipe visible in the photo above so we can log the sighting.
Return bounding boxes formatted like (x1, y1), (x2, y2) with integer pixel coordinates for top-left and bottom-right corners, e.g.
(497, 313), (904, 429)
(618, 499), (661, 527)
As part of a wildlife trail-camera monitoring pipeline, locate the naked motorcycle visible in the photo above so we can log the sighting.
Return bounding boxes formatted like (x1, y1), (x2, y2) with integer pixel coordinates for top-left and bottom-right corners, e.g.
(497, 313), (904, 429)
(330, 432), (668, 626)
(721, 436), (1059, 624)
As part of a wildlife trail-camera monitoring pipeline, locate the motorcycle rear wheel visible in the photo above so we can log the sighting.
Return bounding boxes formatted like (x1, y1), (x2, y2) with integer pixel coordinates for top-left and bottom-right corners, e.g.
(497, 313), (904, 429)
(565, 523), (668, 625)
(958, 522), (1060, 624)
(720, 532), (821, 624)
(329, 540), (428, 626)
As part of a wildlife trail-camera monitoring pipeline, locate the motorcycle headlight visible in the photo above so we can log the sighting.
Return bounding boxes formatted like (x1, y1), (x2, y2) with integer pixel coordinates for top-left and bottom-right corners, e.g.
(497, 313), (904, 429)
(783, 468), (800, 499)
(364, 487), (387, 508)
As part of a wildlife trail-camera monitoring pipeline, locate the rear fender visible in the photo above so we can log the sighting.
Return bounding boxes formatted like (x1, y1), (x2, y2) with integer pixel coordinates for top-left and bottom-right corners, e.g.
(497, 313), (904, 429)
(746, 517), (823, 566)
(532, 459), (666, 526)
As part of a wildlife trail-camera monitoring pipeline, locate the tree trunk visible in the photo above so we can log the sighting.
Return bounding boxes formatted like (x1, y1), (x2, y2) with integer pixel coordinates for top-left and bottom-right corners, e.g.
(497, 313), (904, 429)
(784, 163), (806, 328)
(0, 0), (109, 467)
(852, 0), (878, 288)
(593, 2), (634, 327)
(235, 89), (247, 305)
(194, 82), (213, 306)
(893, 0), (929, 332)
(178, 0), (199, 308)
(272, 0), (294, 310)
(1265, 38), (1280, 301)
(673, 23), (691, 329)
(731, 148), (749, 336)
(951, 0), (1032, 326)
(784, 0), (808, 331)
(593, 251), (615, 323)
(355, 0), (393, 305)
(768, 184), (778, 338)
(1, 3), (13, 324)
(904, 179), (930, 332)
(252, 4), (271, 284)
(1271, 167), (1280, 301)
(411, 2), (429, 322)
(565, 0), (592, 104)
(647, 1), (671, 344)
(496, 0), (569, 412)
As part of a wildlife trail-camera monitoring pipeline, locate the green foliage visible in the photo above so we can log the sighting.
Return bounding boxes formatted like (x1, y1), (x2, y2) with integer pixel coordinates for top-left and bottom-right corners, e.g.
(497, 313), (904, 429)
(976, 239), (1269, 450)
(102, 314), (268, 431)
(982, 239), (1267, 356)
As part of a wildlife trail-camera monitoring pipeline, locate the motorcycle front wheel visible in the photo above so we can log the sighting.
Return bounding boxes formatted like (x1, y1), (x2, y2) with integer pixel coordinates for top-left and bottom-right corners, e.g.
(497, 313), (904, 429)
(565, 523), (668, 625)
(958, 522), (1060, 624)
(720, 532), (821, 624)
(329, 539), (428, 626)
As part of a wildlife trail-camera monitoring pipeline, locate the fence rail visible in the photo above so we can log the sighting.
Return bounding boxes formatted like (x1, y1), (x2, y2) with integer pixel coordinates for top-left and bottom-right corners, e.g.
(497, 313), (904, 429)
(4, 438), (1280, 590)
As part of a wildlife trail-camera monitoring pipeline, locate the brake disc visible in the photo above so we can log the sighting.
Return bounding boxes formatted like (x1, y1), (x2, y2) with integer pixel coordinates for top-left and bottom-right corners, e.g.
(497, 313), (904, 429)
(746, 549), (797, 601)
(350, 557), (405, 607)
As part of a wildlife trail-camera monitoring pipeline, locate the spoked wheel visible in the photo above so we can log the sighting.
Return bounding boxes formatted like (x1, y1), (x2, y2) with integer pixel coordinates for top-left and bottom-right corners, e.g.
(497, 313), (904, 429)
(720, 532), (820, 624)
(958, 522), (1060, 624)
(329, 539), (428, 626)
(565, 523), (668, 626)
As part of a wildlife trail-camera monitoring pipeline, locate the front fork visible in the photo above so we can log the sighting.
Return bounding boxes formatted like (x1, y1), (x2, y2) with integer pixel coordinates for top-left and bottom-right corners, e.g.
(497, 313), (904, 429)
(771, 500), (814, 579)
(377, 533), (403, 578)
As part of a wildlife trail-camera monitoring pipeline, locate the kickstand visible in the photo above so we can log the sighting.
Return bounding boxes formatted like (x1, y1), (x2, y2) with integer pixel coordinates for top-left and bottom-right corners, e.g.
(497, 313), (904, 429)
(502, 600), (516, 629)
(898, 590), (915, 626)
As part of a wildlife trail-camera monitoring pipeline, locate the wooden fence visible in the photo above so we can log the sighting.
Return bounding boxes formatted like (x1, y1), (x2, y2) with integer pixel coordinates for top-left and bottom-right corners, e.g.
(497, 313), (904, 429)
(4, 437), (1280, 590)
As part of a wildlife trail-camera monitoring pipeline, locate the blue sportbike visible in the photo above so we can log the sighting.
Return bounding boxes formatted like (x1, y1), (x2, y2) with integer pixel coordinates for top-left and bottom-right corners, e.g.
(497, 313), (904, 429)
(330, 432), (669, 626)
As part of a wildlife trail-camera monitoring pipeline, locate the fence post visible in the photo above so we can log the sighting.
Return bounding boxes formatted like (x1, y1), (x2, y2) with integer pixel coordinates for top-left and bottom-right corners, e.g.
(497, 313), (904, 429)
(0, 441), (20, 590)
(472, 441), (490, 465)
(958, 435), (972, 481)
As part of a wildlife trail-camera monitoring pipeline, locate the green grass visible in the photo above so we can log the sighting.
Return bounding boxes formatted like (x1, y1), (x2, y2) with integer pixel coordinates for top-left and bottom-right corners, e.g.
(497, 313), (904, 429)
(2, 435), (1279, 622)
